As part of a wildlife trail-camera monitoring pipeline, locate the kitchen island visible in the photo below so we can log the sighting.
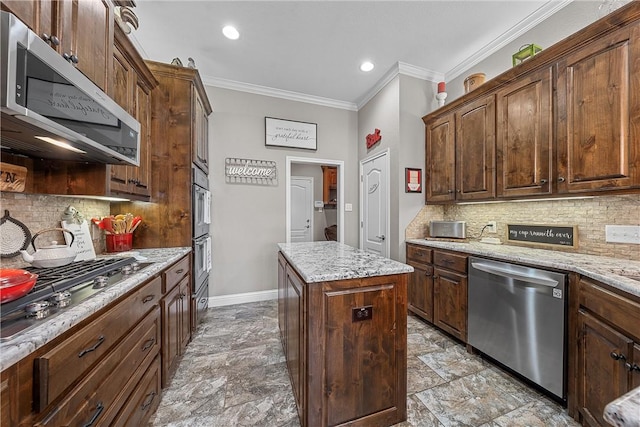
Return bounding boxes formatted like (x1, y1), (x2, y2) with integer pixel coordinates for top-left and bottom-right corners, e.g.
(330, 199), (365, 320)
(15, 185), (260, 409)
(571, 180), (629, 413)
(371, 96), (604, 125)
(277, 241), (413, 427)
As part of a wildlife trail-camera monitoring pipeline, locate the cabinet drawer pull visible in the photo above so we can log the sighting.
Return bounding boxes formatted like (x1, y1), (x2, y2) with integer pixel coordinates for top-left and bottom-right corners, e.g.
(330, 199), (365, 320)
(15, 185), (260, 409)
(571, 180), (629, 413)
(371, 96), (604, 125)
(625, 362), (640, 372)
(78, 335), (105, 358)
(82, 401), (104, 427)
(176, 268), (184, 275)
(141, 391), (157, 411)
(141, 338), (156, 352)
(142, 295), (155, 304)
(200, 298), (207, 304)
(610, 351), (626, 361)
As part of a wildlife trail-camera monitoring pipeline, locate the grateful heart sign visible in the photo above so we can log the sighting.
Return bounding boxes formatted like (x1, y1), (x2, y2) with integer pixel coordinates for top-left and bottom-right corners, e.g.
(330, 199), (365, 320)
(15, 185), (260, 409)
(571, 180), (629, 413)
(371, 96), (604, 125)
(366, 128), (382, 149)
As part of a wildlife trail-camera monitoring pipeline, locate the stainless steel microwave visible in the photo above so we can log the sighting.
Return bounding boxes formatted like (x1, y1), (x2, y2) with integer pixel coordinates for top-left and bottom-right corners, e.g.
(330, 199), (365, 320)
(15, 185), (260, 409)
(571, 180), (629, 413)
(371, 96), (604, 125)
(0, 11), (140, 165)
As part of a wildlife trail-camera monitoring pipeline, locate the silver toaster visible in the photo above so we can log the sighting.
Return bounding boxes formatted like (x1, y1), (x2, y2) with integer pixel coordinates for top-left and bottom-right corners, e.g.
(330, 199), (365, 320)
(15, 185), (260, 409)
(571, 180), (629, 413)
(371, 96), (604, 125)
(429, 221), (466, 239)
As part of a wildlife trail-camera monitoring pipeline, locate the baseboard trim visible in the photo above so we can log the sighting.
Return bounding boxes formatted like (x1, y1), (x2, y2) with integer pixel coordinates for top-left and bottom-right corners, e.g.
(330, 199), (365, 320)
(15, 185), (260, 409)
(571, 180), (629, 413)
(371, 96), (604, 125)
(209, 289), (278, 307)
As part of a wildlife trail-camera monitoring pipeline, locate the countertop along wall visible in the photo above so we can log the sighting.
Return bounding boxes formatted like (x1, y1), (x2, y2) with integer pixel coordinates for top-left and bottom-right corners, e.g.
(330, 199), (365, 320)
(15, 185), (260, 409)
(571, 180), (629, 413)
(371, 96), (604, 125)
(207, 86), (358, 300)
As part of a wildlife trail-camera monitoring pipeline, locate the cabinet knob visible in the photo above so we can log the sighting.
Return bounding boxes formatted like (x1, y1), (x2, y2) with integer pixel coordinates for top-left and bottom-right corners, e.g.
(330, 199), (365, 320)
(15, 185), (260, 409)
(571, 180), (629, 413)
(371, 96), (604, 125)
(63, 52), (79, 64)
(558, 176), (566, 183)
(610, 351), (626, 361)
(540, 179), (548, 184)
(41, 33), (60, 46)
(625, 362), (640, 372)
(447, 189), (454, 194)
(425, 272), (432, 277)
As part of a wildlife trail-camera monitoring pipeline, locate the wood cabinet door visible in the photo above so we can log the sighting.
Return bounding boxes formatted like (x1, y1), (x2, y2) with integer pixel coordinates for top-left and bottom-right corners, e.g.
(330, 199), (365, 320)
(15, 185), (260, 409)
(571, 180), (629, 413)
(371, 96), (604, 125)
(193, 89), (209, 174)
(433, 267), (467, 341)
(633, 343), (640, 389)
(285, 266), (304, 418)
(278, 253), (287, 344)
(497, 67), (553, 198)
(557, 23), (640, 193)
(110, 45), (132, 193)
(129, 80), (152, 197)
(0, 0), (48, 34)
(425, 114), (456, 202)
(407, 262), (433, 323)
(179, 278), (191, 351)
(577, 309), (633, 427)
(161, 284), (181, 388)
(455, 95), (496, 201)
(57, 0), (113, 90)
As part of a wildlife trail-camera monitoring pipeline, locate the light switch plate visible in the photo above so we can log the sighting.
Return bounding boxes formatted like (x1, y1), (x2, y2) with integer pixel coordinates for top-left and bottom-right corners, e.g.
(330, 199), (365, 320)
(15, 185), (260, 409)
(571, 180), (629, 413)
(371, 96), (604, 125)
(605, 225), (640, 244)
(345, 203), (353, 212)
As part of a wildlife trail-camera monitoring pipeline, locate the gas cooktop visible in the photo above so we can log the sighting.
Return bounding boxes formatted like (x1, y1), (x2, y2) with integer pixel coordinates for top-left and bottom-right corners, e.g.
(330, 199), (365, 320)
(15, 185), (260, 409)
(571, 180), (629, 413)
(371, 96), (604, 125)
(0, 257), (151, 341)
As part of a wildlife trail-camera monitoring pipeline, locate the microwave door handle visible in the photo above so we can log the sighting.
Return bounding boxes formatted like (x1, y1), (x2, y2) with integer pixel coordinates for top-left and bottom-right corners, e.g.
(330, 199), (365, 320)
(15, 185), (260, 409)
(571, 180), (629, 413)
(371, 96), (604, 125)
(471, 262), (559, 288)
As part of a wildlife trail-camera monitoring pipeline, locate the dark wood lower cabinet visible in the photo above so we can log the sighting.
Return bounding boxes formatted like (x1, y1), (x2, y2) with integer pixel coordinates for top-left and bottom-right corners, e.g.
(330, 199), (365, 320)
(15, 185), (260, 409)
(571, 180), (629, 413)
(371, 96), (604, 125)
(278, 252), (408, 427)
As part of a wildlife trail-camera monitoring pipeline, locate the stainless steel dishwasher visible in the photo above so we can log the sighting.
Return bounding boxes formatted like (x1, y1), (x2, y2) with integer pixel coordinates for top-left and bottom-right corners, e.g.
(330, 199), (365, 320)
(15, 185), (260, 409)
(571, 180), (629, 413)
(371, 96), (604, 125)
(468, 257), (567, 401)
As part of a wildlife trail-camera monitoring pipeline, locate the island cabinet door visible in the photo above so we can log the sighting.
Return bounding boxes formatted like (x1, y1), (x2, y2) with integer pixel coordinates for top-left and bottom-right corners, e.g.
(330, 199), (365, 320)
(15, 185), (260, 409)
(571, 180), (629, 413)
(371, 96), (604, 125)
(307, 275), (407, 427)
(285, 265), (305, 420)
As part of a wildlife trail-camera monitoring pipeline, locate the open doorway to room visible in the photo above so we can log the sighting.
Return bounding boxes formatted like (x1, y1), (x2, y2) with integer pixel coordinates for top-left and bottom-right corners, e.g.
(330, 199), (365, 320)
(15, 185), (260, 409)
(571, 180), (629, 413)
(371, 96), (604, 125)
(286, 156), (344, 243)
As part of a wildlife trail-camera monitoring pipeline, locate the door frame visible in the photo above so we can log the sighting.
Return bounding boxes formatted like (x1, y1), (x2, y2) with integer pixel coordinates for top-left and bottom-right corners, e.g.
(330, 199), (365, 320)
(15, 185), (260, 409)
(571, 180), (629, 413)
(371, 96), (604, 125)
(359, 148), (390, 256)
(286, 156), (345, 243)
(290, 175), (314, 242)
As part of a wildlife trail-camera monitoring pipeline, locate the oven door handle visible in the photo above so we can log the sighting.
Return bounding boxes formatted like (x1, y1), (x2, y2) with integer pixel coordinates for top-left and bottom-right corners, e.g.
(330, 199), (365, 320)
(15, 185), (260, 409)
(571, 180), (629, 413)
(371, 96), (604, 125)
(471, 262), (559, 288)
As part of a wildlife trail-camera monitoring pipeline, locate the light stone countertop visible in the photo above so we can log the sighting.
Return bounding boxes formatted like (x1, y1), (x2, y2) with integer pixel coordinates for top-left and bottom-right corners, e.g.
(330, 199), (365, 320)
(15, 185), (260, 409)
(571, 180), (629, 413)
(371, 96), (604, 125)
(604, 388), (640, 427)
(278, 241), (413, 283)
(0, 247), (191, 372)
(406, 239), (640, 298)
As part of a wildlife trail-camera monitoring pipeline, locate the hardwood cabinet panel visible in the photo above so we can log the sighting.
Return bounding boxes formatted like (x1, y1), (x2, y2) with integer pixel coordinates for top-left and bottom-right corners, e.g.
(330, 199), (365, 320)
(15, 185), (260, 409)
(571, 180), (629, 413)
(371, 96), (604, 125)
(278, 252), (287, 344)
(577, 310), (633, 427)
(433, 267), (468, 341)
(406, 244), (432, 264)
(0, 0), (45, 32)
(322, 166), (338, 206)
(455, 95), (496, 201)
(285, 265), (304, 418)
(497, 67), (553, 197)
(161, 267), (191, 388)
(163, 255), (190, 293)
(407, 261), (433, 323)
(425, 114), (456, 202)
(433, 250), (467, 274)
(193, 89), (210, 174)
(111, 356), (161, 427)
(557, 22), (640, 193)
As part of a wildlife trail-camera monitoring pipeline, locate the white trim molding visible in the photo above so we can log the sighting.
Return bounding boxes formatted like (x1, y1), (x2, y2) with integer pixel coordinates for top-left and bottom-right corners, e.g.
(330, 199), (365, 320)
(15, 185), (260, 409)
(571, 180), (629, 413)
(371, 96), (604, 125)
(209, 289), (278, 307)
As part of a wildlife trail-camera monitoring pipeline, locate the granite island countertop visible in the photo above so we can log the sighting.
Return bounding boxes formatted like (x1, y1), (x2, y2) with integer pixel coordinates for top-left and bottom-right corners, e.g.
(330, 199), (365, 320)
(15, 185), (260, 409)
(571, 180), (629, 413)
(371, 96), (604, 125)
(406, 239), (640, 298)
(0, 247), (191, 372)
(278, 241), (413, 283)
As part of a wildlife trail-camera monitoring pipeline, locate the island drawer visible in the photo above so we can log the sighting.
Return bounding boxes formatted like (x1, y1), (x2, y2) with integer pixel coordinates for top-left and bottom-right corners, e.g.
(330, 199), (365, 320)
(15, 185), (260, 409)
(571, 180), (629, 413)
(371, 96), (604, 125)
(433, 250), (467, 273)
(163, 256), (190, 293)
(34, 276), (162, 410)
(111, 356), (161, 427)
(407, 244), (432, 264)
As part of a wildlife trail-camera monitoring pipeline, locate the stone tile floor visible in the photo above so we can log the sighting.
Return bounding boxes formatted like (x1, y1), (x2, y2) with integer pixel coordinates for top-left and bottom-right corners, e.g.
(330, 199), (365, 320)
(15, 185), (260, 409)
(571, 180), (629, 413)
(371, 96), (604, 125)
(149, 300), (579, 426)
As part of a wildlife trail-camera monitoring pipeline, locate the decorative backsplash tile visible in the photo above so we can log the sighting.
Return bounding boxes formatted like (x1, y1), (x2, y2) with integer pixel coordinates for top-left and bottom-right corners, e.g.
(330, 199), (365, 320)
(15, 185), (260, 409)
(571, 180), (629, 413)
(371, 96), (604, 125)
(0, 193), (111, 268)
(406, 194), (640, 261)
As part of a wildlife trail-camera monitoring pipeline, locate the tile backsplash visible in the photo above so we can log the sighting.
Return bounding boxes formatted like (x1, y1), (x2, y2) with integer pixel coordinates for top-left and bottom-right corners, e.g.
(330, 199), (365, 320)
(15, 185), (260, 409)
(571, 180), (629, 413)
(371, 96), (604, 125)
(407, 194), (640, 261)
(0, 193), (111, 268)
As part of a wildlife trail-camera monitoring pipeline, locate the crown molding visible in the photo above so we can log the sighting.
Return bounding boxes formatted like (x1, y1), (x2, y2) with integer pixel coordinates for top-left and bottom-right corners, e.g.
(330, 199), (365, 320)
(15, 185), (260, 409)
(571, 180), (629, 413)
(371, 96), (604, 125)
(398, 62), (444, 82)
(446, 0), (574, 80)
(200, 75), (358, 111)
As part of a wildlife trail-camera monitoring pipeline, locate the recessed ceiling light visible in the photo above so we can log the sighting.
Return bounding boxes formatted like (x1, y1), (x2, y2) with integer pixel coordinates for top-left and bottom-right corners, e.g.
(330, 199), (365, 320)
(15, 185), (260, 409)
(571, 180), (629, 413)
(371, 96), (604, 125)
(360, 61), (374, 72)
(222, 25), (240, 40)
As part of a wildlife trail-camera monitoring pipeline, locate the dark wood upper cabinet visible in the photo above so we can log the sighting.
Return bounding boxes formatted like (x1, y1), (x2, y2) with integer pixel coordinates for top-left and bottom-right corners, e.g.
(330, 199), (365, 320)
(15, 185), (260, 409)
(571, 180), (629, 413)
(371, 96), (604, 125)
(455, 95), (496, 201)
(425, 114), (456, 202)
(496, 67), (553, 198)
(423, 2), (640, 203)
(1, 0), (114, 91)
(556, 22), (640, 194)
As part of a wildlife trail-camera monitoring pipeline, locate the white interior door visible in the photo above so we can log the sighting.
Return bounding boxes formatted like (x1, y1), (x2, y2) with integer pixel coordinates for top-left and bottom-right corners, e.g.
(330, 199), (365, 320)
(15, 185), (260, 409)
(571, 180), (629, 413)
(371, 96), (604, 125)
(360, 150), (389, 257)
(290, 176), (313, 242)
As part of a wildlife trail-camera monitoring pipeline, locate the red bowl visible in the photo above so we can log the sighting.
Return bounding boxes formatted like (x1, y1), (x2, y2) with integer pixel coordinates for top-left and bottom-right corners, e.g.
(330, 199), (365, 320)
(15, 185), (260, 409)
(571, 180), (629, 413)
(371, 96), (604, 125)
(0, 269), (38, 304)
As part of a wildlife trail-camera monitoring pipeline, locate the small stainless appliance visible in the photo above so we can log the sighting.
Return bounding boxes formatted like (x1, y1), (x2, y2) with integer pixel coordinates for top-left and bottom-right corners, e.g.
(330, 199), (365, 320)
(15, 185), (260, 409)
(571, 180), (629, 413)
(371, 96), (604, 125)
(0, 257), (150, 341)
(429, 221), (466, 239)
(1, 12), (140, 165)
(468, 257), (567, 401)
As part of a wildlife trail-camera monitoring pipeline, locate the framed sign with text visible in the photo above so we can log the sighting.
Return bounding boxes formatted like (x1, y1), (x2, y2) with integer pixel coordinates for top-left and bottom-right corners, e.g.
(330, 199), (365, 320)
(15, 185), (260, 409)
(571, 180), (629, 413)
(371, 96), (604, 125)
(265, 117), (317, 150)
(507, 224), (577, 248)
(405, 168), (422, 193)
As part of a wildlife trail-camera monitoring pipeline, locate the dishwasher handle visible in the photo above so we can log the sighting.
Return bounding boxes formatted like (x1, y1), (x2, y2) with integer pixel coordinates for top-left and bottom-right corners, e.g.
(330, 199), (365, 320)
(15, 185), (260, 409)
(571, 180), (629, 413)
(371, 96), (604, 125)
(471, 262), (559, 288)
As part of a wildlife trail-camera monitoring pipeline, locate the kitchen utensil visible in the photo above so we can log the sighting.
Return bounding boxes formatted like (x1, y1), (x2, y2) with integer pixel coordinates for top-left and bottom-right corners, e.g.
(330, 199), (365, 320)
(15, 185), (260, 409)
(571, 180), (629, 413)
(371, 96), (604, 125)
(0, 210), (32, 258)
(20, 228), (77, 268)
(0, 269), (38, 303)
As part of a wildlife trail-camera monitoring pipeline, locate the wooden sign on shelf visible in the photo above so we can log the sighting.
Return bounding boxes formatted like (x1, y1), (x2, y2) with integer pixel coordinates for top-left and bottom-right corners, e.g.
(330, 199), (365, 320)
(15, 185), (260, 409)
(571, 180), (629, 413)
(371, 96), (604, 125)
(0, 162), (27, 192)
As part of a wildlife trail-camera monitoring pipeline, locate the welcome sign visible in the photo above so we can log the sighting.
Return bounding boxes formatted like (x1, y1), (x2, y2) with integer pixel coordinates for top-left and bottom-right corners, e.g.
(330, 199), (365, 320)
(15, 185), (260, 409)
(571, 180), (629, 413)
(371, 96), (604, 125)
(225, 158), (277, 185)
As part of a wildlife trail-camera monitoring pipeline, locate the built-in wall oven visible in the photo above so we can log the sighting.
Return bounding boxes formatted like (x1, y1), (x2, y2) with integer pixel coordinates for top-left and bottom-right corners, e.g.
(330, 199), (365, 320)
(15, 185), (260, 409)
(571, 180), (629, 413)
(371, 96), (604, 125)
(468, 257), (568, 402)
(192, 167), (211, 328)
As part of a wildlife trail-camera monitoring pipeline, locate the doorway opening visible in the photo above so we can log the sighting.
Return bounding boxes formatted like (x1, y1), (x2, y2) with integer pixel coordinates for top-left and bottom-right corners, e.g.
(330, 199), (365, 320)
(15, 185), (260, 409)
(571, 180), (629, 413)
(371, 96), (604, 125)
(286, 156), (344, 243)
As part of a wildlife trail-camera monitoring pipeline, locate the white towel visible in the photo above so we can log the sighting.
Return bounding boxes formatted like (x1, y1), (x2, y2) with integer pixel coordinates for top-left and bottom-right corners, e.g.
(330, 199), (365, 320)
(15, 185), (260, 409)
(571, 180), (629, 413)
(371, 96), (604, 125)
(204, 190), (212, 224)
(206, 236), (212, 272)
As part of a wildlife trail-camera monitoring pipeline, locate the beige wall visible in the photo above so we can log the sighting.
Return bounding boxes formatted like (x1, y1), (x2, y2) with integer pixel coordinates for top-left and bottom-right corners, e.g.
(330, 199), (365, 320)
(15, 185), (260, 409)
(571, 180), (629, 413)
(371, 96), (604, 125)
(0, 193), (111, 268)
(208, 86), (358, 298)
(407, 195), (640, 261)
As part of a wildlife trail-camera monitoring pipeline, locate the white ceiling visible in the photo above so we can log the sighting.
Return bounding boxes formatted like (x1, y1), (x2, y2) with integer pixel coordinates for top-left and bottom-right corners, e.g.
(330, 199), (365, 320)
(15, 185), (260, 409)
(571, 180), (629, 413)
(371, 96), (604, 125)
(131, 1), (573, 110)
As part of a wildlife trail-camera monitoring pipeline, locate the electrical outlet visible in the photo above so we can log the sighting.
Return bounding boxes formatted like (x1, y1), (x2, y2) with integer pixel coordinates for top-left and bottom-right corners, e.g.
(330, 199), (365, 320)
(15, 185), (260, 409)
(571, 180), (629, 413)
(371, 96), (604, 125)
(487, 221), (497, 234)
(605, 225), (640, 244)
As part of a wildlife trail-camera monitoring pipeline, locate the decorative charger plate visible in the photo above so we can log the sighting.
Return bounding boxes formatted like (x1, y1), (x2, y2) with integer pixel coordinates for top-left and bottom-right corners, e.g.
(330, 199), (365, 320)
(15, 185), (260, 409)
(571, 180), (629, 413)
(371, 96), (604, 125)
(0, 210), (32, 258)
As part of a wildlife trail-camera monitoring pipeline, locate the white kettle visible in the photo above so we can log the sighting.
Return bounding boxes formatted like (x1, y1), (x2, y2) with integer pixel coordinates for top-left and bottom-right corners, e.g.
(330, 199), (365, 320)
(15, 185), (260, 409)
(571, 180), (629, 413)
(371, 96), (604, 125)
(20, 228), (76, 268)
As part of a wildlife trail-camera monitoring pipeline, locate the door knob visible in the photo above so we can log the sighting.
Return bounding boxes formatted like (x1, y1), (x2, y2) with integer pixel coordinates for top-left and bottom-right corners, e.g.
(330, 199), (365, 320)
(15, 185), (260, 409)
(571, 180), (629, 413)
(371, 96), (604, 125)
(376, 235), (386, 241)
